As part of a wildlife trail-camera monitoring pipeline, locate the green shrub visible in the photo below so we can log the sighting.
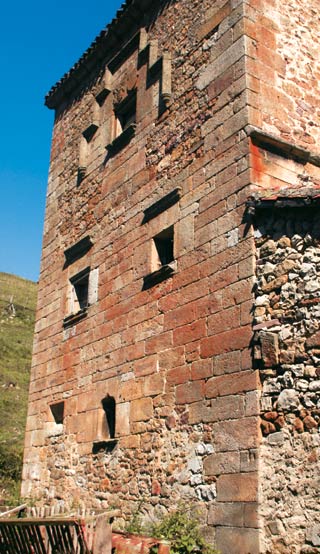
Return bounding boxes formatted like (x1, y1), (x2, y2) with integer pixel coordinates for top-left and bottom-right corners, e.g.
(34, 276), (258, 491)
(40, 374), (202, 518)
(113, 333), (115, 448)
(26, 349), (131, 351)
(151, 505), (218, 554)
(124, 503), (219, 554)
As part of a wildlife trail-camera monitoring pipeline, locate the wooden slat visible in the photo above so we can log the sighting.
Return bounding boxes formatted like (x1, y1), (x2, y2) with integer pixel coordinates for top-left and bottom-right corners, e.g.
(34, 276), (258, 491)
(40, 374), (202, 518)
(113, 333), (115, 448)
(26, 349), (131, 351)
(34, 525), (47, 554)
(60, 524), (74, 553)
(45, 525), (57, 553)
(25, 524), (44, 554)
(15, 525), (31, 554)
(0, 523), (14, 554)
(6, 524), (22, 554)
(0, 510), (113, 554)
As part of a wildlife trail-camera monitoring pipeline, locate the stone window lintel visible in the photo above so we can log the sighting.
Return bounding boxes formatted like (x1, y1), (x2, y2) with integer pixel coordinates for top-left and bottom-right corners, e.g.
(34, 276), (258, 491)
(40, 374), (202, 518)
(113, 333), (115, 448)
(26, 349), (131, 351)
(143, 188), (181, 224)
(82, 123), (99, 143)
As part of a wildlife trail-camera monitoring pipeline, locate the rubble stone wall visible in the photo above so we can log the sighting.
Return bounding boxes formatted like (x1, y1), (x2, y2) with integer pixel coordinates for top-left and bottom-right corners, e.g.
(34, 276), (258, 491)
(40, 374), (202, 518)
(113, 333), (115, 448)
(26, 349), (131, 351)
(253, 207), (320, 553)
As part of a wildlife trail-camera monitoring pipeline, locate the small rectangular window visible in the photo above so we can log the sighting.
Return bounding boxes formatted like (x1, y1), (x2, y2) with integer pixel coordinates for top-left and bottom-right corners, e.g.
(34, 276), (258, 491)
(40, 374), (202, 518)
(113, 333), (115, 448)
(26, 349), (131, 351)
(115, 91), (136, 135)
(102, 395), (116, 439)
(143, 226), (176, 290)
(153, 226), (174, 267)
(106, 91), (137, 156)
(50, 401), (64, 424)
(63, 267), (99, 327)
(70, 268), (90, 311)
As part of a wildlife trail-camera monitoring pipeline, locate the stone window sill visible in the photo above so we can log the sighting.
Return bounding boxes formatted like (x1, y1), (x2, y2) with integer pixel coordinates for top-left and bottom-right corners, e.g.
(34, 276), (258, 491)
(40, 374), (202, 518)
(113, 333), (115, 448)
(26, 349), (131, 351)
(143, 261), (176, 290)
(92, 439), (118, 454)
(106, 123), (136, 157)
(63, 307), (88, 328)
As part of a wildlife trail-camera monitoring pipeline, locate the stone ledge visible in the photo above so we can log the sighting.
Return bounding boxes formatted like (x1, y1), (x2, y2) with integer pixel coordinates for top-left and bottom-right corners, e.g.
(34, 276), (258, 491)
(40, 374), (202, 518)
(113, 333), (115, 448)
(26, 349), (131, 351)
(246, 125), (320, 167)
(142, 262), (176, 290)
(63, 308), (88, 328)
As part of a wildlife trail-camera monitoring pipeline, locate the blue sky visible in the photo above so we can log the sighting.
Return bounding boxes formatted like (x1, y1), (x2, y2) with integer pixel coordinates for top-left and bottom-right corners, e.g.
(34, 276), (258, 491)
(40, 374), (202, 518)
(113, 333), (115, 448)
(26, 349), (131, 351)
(0, 0), (124, 282)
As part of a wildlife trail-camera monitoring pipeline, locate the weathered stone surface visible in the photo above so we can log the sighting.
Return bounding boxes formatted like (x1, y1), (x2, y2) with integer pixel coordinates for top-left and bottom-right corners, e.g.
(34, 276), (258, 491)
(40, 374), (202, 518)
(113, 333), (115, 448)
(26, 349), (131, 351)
(217, 473), (258, 502)
(215, 527), (260, 554)
(203, 451), (240, 476)
(255, 208), (320, 553)
(22, 2), (320, 554)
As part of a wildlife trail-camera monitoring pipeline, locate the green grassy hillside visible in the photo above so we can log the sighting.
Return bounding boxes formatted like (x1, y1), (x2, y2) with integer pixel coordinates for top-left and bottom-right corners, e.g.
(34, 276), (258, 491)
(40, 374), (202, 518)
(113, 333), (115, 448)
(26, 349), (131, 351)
(0, 272), (37, 504)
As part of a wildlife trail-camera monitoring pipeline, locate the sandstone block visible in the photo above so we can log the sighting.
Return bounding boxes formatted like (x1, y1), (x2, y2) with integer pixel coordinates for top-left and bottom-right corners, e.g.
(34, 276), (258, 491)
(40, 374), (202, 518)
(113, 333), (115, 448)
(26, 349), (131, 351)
(205, 370), (259, 398)
(213, 417), (259, 451)
(260, 331), (279, 367)
(116, 402), (130, 436)
(200, 325), (252, 358)
(176, 381), (204, 404)
(217, 472), (258, 502)
(216, 527), (260, 554)
(131, 398), (153, 422)
(204, 451), (240, 476)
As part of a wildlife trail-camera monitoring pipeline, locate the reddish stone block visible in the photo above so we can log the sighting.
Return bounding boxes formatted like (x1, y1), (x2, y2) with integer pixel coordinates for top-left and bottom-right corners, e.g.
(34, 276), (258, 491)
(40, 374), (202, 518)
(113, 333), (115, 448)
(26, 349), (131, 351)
(143, 373), (165, 396)
(164, 303), (197, 331)
(259, 331), (279, 367)
(213, 417), (260, 452)
(173, 319), (206, 346)
(191, 359), (212, 380)
(167, 365), (190, 385)
(134, 354), (158, 377)
(204, 451), (240, 476)
(197, 1), (231, 41)
(212, 351), (242, 375)
(208, 502), (244, 527)
(188, 401), (213, 424)
(159, 347), (185, 370)
(215, 527), (260, 554)
(119, 380), (143, 402)
(131, 398), (153, 422)
(205, 370), (259, 398)
(217, 472), (258, 502)
(200, 325), (252, 358)
(210, 394), (245, 421)
(207, 306), (240, 336)
(145, 332), (173, 354)
(176, 381), (204, 405)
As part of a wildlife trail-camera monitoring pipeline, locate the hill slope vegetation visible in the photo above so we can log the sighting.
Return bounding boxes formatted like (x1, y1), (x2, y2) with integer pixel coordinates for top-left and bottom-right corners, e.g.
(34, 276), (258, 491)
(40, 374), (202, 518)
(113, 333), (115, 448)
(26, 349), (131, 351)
(0, 272), (37, 504)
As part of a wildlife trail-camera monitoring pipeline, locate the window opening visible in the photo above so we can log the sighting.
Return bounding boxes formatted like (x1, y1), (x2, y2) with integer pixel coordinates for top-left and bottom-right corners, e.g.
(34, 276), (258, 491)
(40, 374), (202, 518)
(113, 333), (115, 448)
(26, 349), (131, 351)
(143, 225), (176, 290)
(154, 226), (174, 267)
(102, 395), (116, 439)
(115, 91), (136, 137)
(70, 268), (90, 312)
(50, 401), (64, 424)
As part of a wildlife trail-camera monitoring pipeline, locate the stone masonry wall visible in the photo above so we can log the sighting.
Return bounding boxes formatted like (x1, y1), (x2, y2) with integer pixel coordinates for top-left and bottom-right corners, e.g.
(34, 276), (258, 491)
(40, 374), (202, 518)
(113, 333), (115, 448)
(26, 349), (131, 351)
(23, 2), (259, 553)
(244, 0), (320, 152)
(22, 0), (320, 553)
(253, 207), (320, 554)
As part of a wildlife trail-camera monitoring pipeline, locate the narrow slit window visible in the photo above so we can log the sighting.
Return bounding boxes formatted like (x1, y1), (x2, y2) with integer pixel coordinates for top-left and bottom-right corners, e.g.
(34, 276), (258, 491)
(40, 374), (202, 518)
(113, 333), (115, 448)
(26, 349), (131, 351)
(154, 226), (174, 267)
(102, 395), (116, 439)
(70, 268), (90, 312)
(115, 92), (136, 137)
(50, 401), (64, 424)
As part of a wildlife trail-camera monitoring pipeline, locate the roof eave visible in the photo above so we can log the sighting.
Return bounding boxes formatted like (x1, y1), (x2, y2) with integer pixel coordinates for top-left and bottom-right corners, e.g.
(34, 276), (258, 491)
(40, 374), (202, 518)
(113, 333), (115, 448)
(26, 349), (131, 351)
(45, 0), (154, 110)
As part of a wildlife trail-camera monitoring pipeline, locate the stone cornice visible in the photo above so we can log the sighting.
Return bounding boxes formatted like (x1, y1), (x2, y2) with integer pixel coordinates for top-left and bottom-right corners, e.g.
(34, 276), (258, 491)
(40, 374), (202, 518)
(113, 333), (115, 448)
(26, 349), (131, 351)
(246, 125), (320, 168)
(45, 0), (156, 110)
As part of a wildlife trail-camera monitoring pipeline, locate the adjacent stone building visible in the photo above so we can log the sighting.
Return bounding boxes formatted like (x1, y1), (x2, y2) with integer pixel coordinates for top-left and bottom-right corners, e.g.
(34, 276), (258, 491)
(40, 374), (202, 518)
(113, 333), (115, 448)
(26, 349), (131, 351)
(22, 1), (320, 553)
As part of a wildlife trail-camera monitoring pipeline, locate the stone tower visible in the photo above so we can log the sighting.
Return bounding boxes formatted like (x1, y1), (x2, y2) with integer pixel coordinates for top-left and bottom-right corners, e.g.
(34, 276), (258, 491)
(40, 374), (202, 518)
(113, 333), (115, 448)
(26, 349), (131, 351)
(22, 1), (320, 553)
